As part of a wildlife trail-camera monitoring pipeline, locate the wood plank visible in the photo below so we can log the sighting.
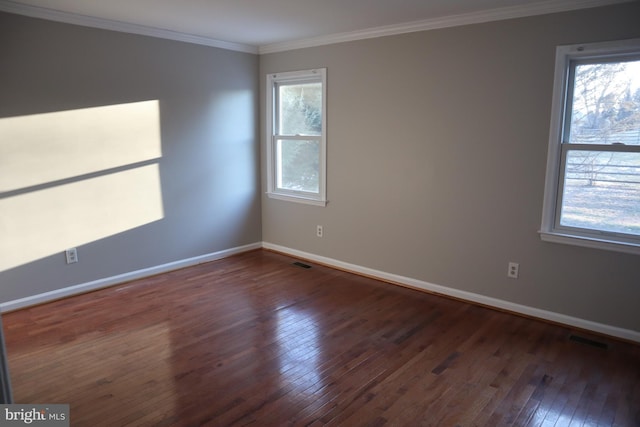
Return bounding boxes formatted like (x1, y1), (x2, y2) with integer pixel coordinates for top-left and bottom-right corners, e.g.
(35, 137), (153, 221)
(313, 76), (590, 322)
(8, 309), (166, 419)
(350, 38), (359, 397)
(2, 250), (639, 426)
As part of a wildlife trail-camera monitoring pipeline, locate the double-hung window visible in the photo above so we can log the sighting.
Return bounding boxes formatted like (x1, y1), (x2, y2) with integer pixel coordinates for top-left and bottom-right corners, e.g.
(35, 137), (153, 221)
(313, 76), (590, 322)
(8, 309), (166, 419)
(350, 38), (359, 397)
(266, 68), (327, 206)
(541, 38), (640, 254)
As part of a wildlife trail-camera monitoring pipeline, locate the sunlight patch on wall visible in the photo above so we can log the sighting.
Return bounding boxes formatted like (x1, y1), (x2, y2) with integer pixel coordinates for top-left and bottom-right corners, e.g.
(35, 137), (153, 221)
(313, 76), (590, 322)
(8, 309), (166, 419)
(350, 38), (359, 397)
(0, 101), (162, 191)
(0, 101), (164, 272)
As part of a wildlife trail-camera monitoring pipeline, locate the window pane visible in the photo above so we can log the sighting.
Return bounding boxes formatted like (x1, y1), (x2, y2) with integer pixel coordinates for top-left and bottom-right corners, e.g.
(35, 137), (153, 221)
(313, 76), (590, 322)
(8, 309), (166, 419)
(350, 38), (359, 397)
(276, 139), (319, 193)
(560, 150), (640, 235)
(568, 59), (640, 145)
(278, 82), (322, 136)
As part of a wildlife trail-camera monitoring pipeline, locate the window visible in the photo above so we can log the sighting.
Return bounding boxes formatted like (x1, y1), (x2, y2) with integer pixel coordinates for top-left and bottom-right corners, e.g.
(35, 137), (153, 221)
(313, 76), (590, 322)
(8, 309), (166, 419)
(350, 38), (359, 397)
(541, 39), (640, 254)
(266, 68), (327, 206)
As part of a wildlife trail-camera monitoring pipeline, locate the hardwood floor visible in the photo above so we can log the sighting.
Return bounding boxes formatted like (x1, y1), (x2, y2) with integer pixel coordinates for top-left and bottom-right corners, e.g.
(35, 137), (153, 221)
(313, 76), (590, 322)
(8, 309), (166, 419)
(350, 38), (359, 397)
(3, 249), (639, 426)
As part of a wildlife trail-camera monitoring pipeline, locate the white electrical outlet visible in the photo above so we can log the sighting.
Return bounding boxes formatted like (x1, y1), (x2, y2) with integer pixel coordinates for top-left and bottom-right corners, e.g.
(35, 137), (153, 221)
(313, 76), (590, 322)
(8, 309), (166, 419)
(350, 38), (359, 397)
(316, 225), (323, 238)
(508, 262), (519, 279)
(65, 248), (78, 264)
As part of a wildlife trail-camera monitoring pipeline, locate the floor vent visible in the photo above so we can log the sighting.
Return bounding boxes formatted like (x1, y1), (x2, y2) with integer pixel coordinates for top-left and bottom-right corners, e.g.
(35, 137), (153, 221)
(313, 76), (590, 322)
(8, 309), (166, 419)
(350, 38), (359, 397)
(569, 334), (608, 349)
(292, 262), (312, 269)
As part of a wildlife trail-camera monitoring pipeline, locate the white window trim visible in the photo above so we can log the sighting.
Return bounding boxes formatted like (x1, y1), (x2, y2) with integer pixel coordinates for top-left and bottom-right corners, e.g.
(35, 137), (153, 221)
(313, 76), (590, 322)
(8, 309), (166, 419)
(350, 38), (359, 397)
(540, 38), (640, 255)
(266, 68), (327, 207)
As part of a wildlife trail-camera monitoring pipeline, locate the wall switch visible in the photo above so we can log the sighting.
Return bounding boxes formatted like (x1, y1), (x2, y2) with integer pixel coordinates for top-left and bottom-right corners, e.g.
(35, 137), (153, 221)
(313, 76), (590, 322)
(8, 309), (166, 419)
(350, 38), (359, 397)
(508, 262), (519, 279)
(316, 225), (323, 238)
(65, 248), (78, 264)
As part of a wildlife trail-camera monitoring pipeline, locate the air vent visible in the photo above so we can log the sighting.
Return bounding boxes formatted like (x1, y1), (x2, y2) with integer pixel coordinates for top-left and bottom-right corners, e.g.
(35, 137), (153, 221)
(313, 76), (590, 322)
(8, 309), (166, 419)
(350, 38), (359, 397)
(292, 261), (312, 269)
(569, 334), (608, 349)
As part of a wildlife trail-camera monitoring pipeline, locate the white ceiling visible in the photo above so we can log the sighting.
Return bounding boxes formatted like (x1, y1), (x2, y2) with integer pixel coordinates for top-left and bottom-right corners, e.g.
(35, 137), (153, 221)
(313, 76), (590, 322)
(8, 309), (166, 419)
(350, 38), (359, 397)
(0, 0), (632, 53)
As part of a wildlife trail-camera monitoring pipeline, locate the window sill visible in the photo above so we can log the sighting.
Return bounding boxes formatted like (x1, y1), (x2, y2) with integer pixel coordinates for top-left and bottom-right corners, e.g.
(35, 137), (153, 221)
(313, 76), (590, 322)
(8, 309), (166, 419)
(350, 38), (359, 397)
(266, 192), (327, 207)
(539, 231), (640, 256)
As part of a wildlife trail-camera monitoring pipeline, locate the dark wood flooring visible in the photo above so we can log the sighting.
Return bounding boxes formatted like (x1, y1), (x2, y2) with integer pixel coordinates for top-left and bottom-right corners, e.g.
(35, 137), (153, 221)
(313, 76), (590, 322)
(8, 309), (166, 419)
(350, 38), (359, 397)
(3, 249), (640, 426)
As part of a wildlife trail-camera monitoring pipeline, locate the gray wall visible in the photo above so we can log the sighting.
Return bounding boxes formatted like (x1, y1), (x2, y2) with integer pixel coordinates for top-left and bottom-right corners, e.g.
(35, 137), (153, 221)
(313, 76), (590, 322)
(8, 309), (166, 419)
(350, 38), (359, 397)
(0, 12), (261, 302)
(261, 3), (640, 333)
(2, 3), (639, 334)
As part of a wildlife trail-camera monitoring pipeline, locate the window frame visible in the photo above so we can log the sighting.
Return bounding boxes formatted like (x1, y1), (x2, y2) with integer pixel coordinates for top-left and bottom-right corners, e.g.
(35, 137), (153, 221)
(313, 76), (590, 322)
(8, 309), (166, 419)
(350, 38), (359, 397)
(540, 38), (640, 255)
(266, 68), (327, 206)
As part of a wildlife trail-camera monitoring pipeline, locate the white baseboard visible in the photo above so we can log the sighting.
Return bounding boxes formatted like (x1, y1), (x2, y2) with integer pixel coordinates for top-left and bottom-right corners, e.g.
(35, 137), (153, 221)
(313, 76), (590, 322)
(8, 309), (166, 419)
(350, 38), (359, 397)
(3, 241), (637, 343)
(263, 242), (640, 343)
(0, 242), (262, 313)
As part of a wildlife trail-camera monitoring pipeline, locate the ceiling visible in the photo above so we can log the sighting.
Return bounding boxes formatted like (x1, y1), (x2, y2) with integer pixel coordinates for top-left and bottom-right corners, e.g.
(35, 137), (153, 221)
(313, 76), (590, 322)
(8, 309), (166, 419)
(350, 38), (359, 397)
(0, 0), (631, 53)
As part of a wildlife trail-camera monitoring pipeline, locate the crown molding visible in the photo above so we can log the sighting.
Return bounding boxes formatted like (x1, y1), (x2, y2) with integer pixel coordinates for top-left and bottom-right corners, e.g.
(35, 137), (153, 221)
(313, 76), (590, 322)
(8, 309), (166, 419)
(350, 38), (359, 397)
(0, 0), (633, 55)
(259, 0), (634, 54)
(0, 0), (258, 54)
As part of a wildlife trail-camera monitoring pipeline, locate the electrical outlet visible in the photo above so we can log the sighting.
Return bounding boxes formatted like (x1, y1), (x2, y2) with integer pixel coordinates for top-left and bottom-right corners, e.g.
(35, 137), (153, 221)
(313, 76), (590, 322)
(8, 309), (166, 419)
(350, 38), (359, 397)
(316, 225), (323, 238)
(65, 248), (78, 264)
(508, 262), (519, 279)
